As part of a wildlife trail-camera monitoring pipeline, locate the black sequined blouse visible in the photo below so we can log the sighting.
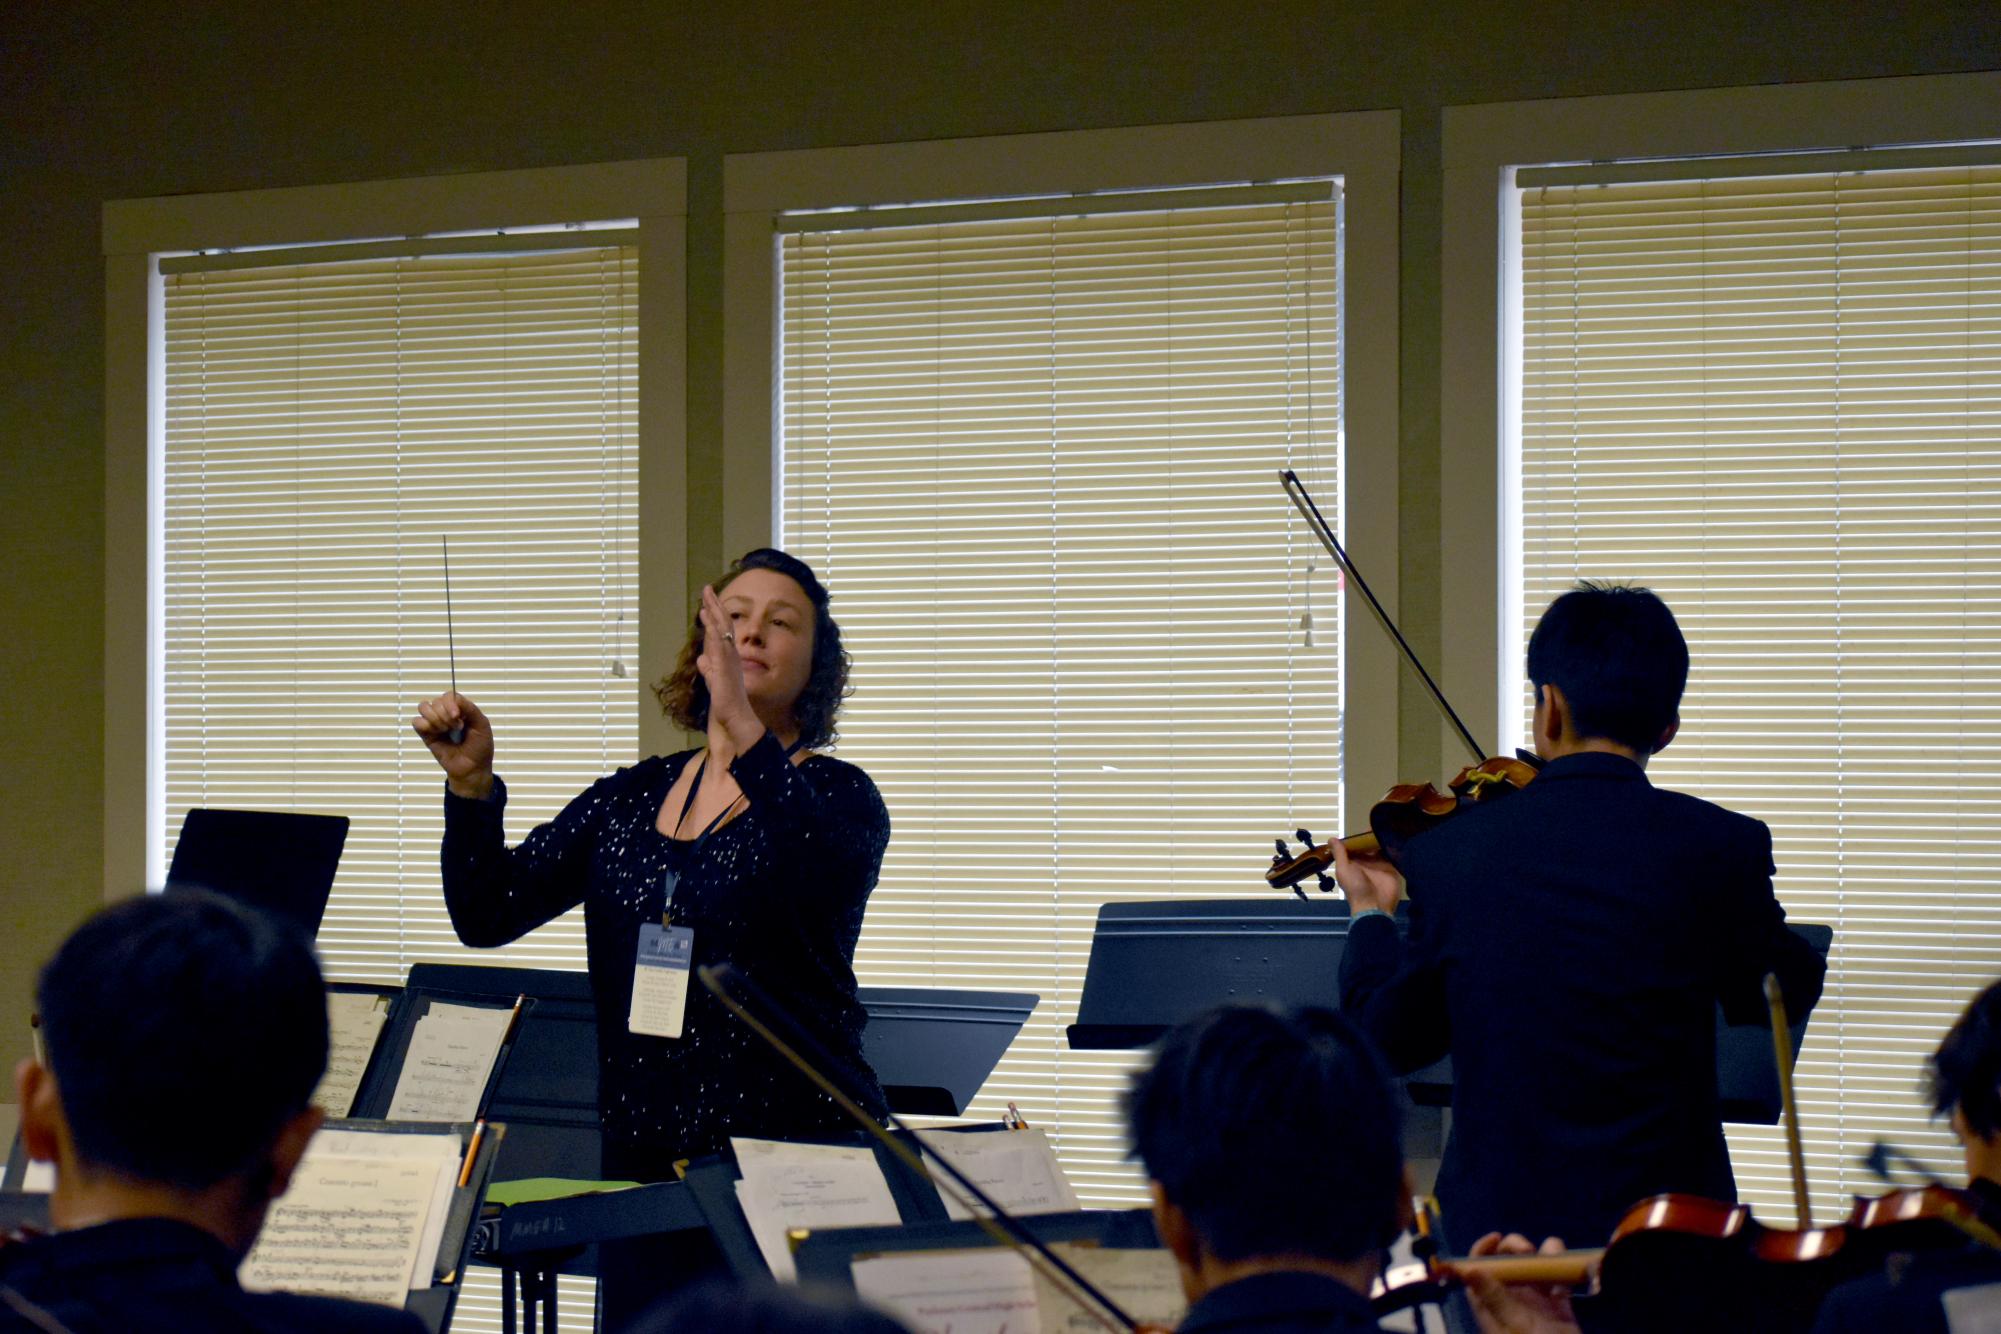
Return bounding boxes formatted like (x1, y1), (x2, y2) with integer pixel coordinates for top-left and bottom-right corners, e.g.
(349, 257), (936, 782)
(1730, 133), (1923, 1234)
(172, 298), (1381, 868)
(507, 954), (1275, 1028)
(441, 730), (890, 1181)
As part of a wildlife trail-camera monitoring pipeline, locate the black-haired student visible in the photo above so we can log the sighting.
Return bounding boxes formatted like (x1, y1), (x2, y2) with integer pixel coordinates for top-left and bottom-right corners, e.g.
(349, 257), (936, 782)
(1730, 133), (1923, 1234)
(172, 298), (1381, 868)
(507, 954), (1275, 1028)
(1, 890), (424, 1333)
(1335, 583), (1826, 1250)
(1812, 980), (2001, 1333)
(1126, 1003), (1580, 1334)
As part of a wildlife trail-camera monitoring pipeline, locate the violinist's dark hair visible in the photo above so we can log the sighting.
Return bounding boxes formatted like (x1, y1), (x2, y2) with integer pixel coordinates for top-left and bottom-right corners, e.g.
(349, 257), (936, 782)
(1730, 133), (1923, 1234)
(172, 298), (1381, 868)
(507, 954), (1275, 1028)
(1527, 581), (1688, 753)
(654, 548), (851, 750)
(1125, 1003), (1403, 1263)
(35, 890), (328, 1192)
(1930, 979), (2001, 1141)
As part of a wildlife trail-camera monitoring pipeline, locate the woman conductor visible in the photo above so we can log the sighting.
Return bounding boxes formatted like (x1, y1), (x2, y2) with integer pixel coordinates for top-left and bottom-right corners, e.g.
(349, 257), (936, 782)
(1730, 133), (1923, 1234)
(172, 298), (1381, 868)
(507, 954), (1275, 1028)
(411, 548), (891, 1183)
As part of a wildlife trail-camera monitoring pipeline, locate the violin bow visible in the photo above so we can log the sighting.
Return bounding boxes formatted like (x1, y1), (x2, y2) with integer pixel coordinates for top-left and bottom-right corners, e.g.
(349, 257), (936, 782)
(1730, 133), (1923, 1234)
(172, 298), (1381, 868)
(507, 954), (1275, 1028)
(1278, 469), (1487, 767)
(696, 963), (1146, 1334)
(1764, 972), (1813, 1228)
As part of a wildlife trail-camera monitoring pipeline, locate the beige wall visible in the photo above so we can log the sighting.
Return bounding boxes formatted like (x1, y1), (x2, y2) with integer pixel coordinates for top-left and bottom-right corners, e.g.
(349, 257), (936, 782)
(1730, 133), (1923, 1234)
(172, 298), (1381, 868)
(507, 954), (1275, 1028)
(3, 0), (1998, 1086)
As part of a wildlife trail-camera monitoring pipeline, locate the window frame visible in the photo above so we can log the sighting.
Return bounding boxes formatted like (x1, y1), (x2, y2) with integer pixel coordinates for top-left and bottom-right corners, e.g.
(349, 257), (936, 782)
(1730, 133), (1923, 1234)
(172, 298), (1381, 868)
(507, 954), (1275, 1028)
(102, 159), (688, 901)
(721, 112), (1404, 831)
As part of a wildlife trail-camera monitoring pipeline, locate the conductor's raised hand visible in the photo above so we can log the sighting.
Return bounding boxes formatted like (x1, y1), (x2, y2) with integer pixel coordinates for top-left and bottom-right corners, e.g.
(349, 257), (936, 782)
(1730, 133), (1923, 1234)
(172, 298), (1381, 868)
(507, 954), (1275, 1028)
(696, 584), (765, 753)
(412, 691), (495, 799)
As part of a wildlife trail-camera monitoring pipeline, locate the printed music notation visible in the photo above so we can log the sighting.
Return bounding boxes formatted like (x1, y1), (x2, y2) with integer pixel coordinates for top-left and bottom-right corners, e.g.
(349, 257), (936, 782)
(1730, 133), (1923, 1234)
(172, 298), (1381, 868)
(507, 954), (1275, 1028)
(852, 1242), (1185, 1334)
(730, 1137), (903, 1281)
(312, 991), (390, 1117)
(1029, 1244), (1185, 1332)
(851, 1248), (1040, 1334)
(386, 1000), (512, 1122)
(241, 1154), (441, 1306)
(920, 1127), (1081, 1222)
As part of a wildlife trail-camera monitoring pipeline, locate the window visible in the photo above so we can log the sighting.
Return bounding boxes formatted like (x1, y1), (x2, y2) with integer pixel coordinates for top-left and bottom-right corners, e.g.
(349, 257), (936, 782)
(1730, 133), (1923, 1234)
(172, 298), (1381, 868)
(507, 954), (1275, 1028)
(1442, 72), (2001, 1218)
(160, 240), (639, 979)
(727, 115), (1400, 1202)
(104, 160), (686, 1332)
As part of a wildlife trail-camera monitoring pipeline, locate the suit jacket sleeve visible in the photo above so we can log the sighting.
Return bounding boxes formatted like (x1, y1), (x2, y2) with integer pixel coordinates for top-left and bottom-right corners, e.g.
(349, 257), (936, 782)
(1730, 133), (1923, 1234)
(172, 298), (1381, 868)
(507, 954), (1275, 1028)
(1337, 902), (1452, 1074)
(1712, 818), (1827, 1027)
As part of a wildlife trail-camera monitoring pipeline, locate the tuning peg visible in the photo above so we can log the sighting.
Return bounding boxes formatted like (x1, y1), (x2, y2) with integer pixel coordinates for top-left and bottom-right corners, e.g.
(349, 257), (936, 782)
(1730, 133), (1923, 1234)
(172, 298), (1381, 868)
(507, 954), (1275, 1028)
(1273, 837), (1290, 859)
(1316, 872), (1337, 894)
(1292, 883), (1309, 903)
(1296, 828), (1315, 847)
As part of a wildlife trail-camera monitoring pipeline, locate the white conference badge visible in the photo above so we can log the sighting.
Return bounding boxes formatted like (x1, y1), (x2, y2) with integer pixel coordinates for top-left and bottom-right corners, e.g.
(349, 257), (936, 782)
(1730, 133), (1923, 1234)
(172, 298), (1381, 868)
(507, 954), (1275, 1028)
(629, 921), (695, 1038)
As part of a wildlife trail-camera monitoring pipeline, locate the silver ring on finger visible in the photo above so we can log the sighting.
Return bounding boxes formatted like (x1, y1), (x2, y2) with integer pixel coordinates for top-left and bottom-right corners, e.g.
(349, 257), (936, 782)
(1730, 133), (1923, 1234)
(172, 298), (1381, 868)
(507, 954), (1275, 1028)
(722, 631), (735, 642)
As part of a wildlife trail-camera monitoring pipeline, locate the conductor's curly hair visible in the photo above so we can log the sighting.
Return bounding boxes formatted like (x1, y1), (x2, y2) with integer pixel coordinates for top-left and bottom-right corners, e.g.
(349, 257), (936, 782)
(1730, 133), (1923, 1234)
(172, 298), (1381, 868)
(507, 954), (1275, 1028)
(653, 548), (851, 750)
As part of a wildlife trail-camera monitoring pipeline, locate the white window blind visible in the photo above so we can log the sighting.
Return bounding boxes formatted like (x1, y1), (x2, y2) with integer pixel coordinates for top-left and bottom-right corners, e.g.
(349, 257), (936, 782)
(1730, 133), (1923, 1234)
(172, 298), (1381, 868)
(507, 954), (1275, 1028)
(1517, 161), (2001, 1218)
(779, 190), (1344, 1203)
(160, 243), (640, 985)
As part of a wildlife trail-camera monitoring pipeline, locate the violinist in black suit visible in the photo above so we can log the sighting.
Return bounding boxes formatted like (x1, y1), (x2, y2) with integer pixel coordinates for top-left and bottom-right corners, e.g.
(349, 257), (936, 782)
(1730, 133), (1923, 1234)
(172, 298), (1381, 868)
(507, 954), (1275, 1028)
(1812, 980), (2001, 1333)
(1334, 583), (1826, 1252)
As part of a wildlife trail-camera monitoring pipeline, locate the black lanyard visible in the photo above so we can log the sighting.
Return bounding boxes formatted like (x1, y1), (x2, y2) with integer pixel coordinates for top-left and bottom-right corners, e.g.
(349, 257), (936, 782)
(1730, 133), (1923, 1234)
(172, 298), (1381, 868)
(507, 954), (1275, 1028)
(662, 737), (805, 923)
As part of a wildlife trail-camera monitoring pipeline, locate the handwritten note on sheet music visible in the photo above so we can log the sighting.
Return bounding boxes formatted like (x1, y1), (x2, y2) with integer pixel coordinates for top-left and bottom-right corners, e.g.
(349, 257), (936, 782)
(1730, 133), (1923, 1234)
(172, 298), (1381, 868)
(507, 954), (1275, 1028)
(920, 1127), (1081, 1221)
(1032, 1243), (1186, 1332)
(241, 1151), (441, 1306)
(852, 1248), (1040, 1334)
(730, 1137), (903, 1281)
(386, 1001), (512, 1122)
(313, 991), (390, 1117)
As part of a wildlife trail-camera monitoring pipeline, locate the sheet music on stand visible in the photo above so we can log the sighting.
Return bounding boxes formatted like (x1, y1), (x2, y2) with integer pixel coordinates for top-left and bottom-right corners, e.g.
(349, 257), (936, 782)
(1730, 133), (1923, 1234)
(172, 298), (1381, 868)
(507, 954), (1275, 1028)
(313, 983), (402, 1117)
(850, 1241), (1186, 1334)
(793, 1209), (1177, 1334)
(234, 1117), (503, 1334)
(917, 1125), (1080, 1221)
(349, 985), (531, 1128)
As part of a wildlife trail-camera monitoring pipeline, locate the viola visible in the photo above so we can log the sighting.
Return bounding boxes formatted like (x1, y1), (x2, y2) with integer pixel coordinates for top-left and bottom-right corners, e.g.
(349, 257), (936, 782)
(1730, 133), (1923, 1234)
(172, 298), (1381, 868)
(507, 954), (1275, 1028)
(1267, 471), (1540, 898)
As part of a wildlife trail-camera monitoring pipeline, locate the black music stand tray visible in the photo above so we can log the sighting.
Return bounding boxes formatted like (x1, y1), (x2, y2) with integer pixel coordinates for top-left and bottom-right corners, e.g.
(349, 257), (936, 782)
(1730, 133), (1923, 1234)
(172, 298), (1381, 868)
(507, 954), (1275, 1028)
(857, 986), (1038, 1116)
(1065, 899), (1833, 1125)
(348, 978), (534, 1128)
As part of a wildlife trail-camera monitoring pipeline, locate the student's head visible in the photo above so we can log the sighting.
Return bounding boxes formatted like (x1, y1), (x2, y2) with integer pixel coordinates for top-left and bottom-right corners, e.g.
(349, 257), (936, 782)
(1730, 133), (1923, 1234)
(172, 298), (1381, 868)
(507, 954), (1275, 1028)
(1125, 1004), (1404, 1297)
(16, 890), (328, 1246)
(1526, 581), (1688, 756)
(1930, 979), (2001, 1179)
(656, 547), (851, 749)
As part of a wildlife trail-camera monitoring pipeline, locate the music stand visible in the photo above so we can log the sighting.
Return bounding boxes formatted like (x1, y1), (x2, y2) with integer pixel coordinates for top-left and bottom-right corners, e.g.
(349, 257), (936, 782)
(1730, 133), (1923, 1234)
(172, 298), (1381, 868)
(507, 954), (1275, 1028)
(857, 987), (1039, 1115)
(164, 808), (349, 938)
(1065, 899), (1832, 1125)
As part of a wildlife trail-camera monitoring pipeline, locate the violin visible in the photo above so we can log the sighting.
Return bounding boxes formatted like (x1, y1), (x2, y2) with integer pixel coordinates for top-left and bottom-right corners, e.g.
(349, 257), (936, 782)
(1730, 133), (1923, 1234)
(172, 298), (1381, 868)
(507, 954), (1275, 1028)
(1374, 1185), (2001, 1330)
(1267, 752), (1541, 892)
(1268, 471), (1540, 896)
